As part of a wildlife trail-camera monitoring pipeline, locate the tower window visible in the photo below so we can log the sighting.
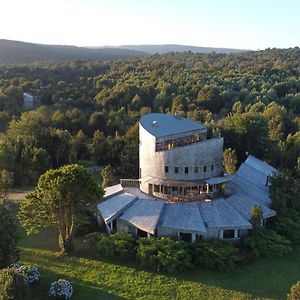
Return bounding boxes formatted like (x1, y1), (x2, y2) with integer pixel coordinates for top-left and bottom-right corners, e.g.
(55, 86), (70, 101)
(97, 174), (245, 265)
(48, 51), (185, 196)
(194, 166), (198, 173)
(174, 167), (179, 174)
(185, 167), (189, 174)
(164, 166), (169, 173)
(211, 164), (214, 171)
(203, 166), (207, 172)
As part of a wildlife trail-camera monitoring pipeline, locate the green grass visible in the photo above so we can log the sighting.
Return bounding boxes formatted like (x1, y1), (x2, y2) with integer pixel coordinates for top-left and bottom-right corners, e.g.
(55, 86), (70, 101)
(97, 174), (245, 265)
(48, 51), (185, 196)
(18, 229), (300, 300)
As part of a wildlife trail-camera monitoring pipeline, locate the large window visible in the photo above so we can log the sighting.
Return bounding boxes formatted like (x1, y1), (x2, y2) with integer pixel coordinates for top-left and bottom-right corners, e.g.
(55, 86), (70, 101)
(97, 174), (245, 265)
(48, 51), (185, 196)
(194, 166), (199, 173)
(211, 164), (214, 171)
(174, 167), (179, 174)
(164, 166), (169, 173)
(185, 167), (189, 174)
(203, 166), (207, 172)
(223, 229), (235, 239)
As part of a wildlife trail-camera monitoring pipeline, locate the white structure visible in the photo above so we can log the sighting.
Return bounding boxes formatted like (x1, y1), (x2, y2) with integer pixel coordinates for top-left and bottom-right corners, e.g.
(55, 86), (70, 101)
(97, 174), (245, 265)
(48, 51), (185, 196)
(97, 113), (277, 242)
(23, 92), (40, 109)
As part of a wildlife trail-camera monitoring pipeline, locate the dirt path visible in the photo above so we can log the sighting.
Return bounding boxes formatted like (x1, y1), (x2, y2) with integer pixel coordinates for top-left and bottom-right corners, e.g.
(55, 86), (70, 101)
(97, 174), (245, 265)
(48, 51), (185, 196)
(8, 187), (34, 201)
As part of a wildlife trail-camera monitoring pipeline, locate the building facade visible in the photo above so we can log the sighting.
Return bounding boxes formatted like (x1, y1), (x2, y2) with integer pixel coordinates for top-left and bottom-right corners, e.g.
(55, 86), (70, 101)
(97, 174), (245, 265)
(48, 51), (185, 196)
(97, 113), (277, 242)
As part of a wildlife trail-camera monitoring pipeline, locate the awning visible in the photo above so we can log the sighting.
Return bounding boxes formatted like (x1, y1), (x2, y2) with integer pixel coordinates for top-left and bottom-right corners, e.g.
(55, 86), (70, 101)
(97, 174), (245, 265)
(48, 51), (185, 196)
(205, 176), (232, 185)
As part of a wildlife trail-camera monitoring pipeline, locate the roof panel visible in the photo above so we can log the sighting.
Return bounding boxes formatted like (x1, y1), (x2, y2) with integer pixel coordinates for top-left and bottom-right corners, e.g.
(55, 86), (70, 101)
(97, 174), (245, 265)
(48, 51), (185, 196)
(140, 113), (206, 138)
(120, 198), (165, 234)
(160, 202), (206, 233)
(245, 155), (277, 176)
(97, 192), (137, 223)
(103, 184), (123, 199)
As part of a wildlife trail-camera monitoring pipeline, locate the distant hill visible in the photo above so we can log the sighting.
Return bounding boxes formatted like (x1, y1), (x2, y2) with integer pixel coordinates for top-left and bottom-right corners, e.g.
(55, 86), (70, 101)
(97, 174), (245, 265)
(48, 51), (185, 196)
(0, 40), (147, 64)
(119, 44), (250, 54)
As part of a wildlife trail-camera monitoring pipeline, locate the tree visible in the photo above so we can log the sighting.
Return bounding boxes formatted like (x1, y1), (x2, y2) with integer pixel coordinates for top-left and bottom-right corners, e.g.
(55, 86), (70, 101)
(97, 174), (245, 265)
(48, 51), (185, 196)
(288, 281), (300, 300)
(223, 148), (238, 175)
(18, 164), (103, 254)
(101, 165), (113, 188)
(250, 205), (263, 232)
(0, 200), (19, 268)
(0, 169), (14, 200)
(0, 268), (29, 300)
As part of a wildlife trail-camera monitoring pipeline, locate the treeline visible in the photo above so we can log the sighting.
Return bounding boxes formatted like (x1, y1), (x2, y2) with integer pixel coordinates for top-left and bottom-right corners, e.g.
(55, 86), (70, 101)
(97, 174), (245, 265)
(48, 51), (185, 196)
(0, 48), (300, 185)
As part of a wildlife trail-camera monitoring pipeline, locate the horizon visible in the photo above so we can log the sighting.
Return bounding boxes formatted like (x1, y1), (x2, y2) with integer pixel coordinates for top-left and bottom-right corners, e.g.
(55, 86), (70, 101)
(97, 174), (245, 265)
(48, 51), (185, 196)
(1, 0), (300, 50)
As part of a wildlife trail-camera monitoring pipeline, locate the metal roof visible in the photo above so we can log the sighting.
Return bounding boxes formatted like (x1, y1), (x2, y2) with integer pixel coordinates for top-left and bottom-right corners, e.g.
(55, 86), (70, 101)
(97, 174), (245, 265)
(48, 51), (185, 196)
(245, 155), (277, 176)
(103, 184), (123, 199)
(198, 198), (252, 229)
(140, 113), (206, 138)
(159, 202), (206, 233)
(120, 198), (165, 234)
(97, 192), (137, 223)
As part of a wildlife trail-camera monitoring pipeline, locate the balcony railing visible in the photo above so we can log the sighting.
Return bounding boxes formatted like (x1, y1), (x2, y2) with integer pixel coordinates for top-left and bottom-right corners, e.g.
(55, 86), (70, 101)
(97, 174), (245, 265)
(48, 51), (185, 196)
(120, 179), (140, 188)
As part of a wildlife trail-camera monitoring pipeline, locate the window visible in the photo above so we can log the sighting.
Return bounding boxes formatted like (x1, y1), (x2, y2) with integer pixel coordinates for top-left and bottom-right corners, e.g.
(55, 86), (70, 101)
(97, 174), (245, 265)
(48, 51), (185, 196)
(203, 166), (207, 172)
(211, 164), (214, 171)
(154, 185), (159, 193)
(194, 166), (198, 173)
(185, 167), (189, 174)
(164, 166), (169, 173)
(174, 167), (179, 174)
(223, 229), (235, 239)
(179, 232), (192, 243)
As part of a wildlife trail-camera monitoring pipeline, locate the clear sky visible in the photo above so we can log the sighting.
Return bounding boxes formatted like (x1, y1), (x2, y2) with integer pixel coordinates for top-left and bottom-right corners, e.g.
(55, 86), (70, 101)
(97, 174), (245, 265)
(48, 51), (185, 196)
(1, 0), (300, 49)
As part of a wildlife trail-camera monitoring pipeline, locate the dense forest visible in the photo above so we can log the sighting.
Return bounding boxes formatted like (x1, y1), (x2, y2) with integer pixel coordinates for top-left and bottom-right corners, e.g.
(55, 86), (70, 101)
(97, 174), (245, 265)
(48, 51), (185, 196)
(0, 48), (299, 186)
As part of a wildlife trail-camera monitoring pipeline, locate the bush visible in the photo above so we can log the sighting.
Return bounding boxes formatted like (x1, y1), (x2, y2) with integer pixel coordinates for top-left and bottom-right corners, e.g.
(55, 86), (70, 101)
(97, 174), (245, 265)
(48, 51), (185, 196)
(287, 281), (300, 300)
(49, 279), (73, 299)
(137, 237), (192, 273)
(86, 232), (137, 259)
(270, 209), (300, 244)
(11, 263), (40, 284)
(0, 201), (19, 268)
(243, 229), (292, 258)
(75, 210), (99, 237)
(0, 268), (29, 300)
(192, 239), (240, 272)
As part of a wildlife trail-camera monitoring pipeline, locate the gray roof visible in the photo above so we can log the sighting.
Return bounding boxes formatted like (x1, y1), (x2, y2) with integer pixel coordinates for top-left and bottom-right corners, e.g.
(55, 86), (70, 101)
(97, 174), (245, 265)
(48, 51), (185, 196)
(120, 198), (165, 234)
(245, 155), (277, 176)
(97, 192), (137, 223)
(224, 192), (276, 220)
(140, 113), (206, 138)
(198, 198), (252, 229)
(160, 202), (206, 233)
(103, 184), (123, 199)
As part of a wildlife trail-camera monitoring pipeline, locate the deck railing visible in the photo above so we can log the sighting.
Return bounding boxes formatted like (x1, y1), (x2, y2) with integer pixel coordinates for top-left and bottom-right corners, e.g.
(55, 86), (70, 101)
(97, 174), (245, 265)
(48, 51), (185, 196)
(120, 179), (140, 188)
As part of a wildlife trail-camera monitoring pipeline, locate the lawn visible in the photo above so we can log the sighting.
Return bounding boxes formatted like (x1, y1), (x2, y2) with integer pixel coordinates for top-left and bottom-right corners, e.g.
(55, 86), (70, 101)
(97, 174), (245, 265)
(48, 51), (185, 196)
(18, 228), (300, 300)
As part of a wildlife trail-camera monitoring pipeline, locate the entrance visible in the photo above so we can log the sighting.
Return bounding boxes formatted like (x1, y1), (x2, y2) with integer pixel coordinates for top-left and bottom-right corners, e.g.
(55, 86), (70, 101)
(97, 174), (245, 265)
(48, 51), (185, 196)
(149, 183), (153, 195)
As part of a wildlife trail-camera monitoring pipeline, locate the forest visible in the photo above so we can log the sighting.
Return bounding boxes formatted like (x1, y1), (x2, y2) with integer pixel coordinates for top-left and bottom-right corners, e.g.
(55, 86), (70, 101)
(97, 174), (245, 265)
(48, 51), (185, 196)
(0, 47), (300, 186)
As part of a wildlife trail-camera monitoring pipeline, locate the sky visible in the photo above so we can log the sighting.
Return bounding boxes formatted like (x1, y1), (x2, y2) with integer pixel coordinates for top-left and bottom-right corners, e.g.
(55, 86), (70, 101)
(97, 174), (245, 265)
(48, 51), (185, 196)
(1, 0), (300, 50)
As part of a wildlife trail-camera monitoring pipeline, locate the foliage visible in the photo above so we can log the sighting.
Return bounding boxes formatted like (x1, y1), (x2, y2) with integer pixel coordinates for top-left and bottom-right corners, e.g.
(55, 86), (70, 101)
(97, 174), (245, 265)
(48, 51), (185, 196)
(86, 232), (137, 259)
(137, 237), (192, 273)
(243, 229), (292, 258)
(250, 205), (263, 232)
(101, 165), (113, 188)
(0, 169), (14, 200)
(49, 279), (73, 299)
(11, 263), (40, 284)
(0, 268), (29, 300)
(18, 164), (103, 254)
(192, 239), (240, 272)
(0, 200), (19, 268)
(269, 209), (300, 244)
(287, 281), (300, 300)
(223, 148), (238, 175)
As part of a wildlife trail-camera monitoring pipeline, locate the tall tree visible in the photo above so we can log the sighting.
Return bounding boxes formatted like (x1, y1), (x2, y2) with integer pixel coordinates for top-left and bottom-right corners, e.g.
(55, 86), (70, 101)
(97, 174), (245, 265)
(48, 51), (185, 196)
(101, 165), (113, 188)
(223, 148), (238, 175)
(18, 164), (103, 254)
(0, 170), (14, 200)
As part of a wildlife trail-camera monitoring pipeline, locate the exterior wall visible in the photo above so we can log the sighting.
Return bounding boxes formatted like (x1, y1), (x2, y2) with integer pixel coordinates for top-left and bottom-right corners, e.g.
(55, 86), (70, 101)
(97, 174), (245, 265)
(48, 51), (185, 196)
(23, 93), (34, 109)
(139, 123), (224, 194)
(117, 219), (137, 235)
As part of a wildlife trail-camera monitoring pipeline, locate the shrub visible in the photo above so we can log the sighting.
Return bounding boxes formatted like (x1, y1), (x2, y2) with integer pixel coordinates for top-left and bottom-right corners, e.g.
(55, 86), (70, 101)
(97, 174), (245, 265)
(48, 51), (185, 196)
(287, 281), (300, 300)
(243, 229), (292, 258)
(86, 232), (137, 259)
(49, 279), (73, 299)
(11, 263), (40, 284)
(0, 268), (29, 300)
(192, 239), (240, 272)
(137, 237), (192, 273)
(270, 210), (300, 244)
(0, 200), (19, 268)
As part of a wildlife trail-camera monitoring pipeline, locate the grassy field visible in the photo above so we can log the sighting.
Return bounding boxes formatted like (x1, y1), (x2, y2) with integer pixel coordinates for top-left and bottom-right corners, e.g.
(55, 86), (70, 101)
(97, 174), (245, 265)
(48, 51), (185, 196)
(18, 228), (300, 300)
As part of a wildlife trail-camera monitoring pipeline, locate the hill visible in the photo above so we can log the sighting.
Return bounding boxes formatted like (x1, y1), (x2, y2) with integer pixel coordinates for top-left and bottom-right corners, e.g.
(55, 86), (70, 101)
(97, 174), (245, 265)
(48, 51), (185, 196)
(0, 40), (147, 64)
(119, 44), (250, 54)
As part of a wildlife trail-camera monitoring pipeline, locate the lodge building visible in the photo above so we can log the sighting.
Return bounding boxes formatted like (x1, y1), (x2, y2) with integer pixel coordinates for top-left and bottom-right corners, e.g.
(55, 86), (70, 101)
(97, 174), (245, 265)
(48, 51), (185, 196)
(97, 113), (277, 242)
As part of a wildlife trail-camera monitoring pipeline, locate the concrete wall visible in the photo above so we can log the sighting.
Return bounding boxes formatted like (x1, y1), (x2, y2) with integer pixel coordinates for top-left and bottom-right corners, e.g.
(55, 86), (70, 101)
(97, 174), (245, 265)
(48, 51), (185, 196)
(139, 124), (224, 193)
